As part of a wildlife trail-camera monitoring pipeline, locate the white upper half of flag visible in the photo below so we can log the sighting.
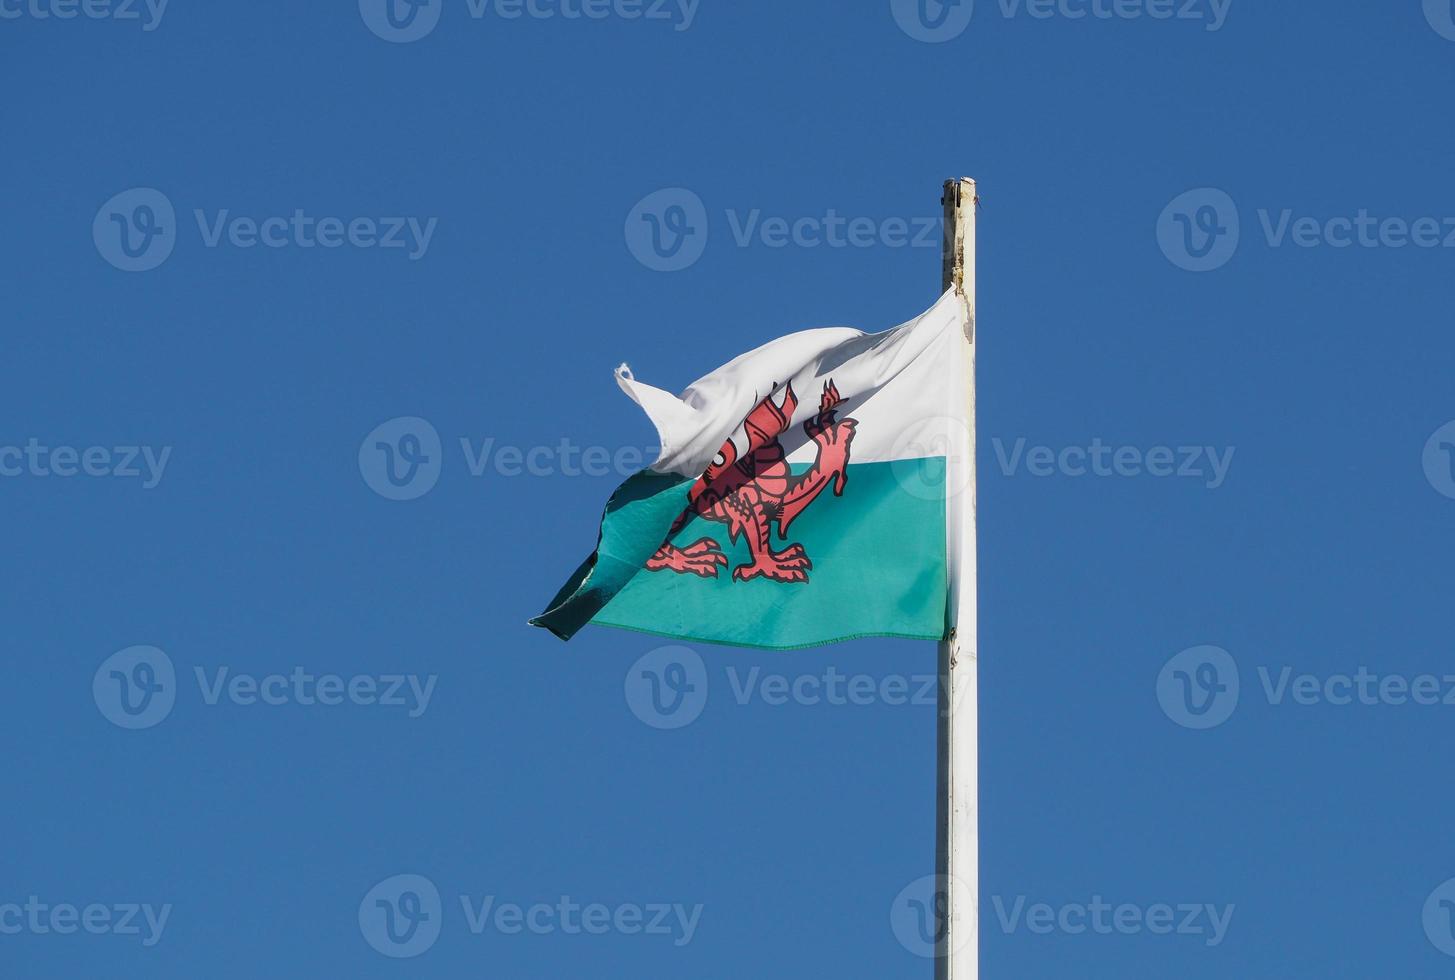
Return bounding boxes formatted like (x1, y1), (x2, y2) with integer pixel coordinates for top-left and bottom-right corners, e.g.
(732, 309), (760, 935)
(615, 288), (972, 479)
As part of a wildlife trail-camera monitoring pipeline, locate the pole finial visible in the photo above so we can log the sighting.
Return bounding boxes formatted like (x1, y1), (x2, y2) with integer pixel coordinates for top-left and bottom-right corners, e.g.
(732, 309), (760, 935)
(941, 178), (977, 298)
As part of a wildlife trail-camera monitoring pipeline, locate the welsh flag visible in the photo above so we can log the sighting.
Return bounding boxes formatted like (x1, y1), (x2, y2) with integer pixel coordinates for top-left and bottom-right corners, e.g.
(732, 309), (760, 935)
(531, 289), (973, 650)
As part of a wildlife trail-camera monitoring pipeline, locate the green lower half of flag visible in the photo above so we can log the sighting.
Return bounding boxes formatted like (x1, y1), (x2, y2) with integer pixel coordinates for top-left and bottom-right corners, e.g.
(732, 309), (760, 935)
(532, 459), (948, 650)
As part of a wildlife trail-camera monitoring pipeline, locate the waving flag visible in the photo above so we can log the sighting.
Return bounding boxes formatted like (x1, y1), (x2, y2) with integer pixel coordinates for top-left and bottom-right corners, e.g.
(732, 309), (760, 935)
(531, 288), (972, 649)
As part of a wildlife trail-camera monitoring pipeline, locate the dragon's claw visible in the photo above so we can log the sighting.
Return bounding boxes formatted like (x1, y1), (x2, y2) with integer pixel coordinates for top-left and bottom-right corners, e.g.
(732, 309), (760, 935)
(731, 547), (813, 583)
(647, 538), (728, 577)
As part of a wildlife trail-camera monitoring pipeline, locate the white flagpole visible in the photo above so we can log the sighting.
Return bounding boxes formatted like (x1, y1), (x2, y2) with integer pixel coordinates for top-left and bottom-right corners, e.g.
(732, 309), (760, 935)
(936, 177), (978, 979)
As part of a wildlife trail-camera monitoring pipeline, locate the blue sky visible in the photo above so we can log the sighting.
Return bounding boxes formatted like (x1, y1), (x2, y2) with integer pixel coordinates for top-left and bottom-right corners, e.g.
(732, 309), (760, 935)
(3, 1), (1455, 976)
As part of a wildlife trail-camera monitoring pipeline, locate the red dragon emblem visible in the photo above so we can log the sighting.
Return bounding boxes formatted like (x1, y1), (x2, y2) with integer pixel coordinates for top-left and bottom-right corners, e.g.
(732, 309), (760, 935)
(646, 380), (857, 583)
